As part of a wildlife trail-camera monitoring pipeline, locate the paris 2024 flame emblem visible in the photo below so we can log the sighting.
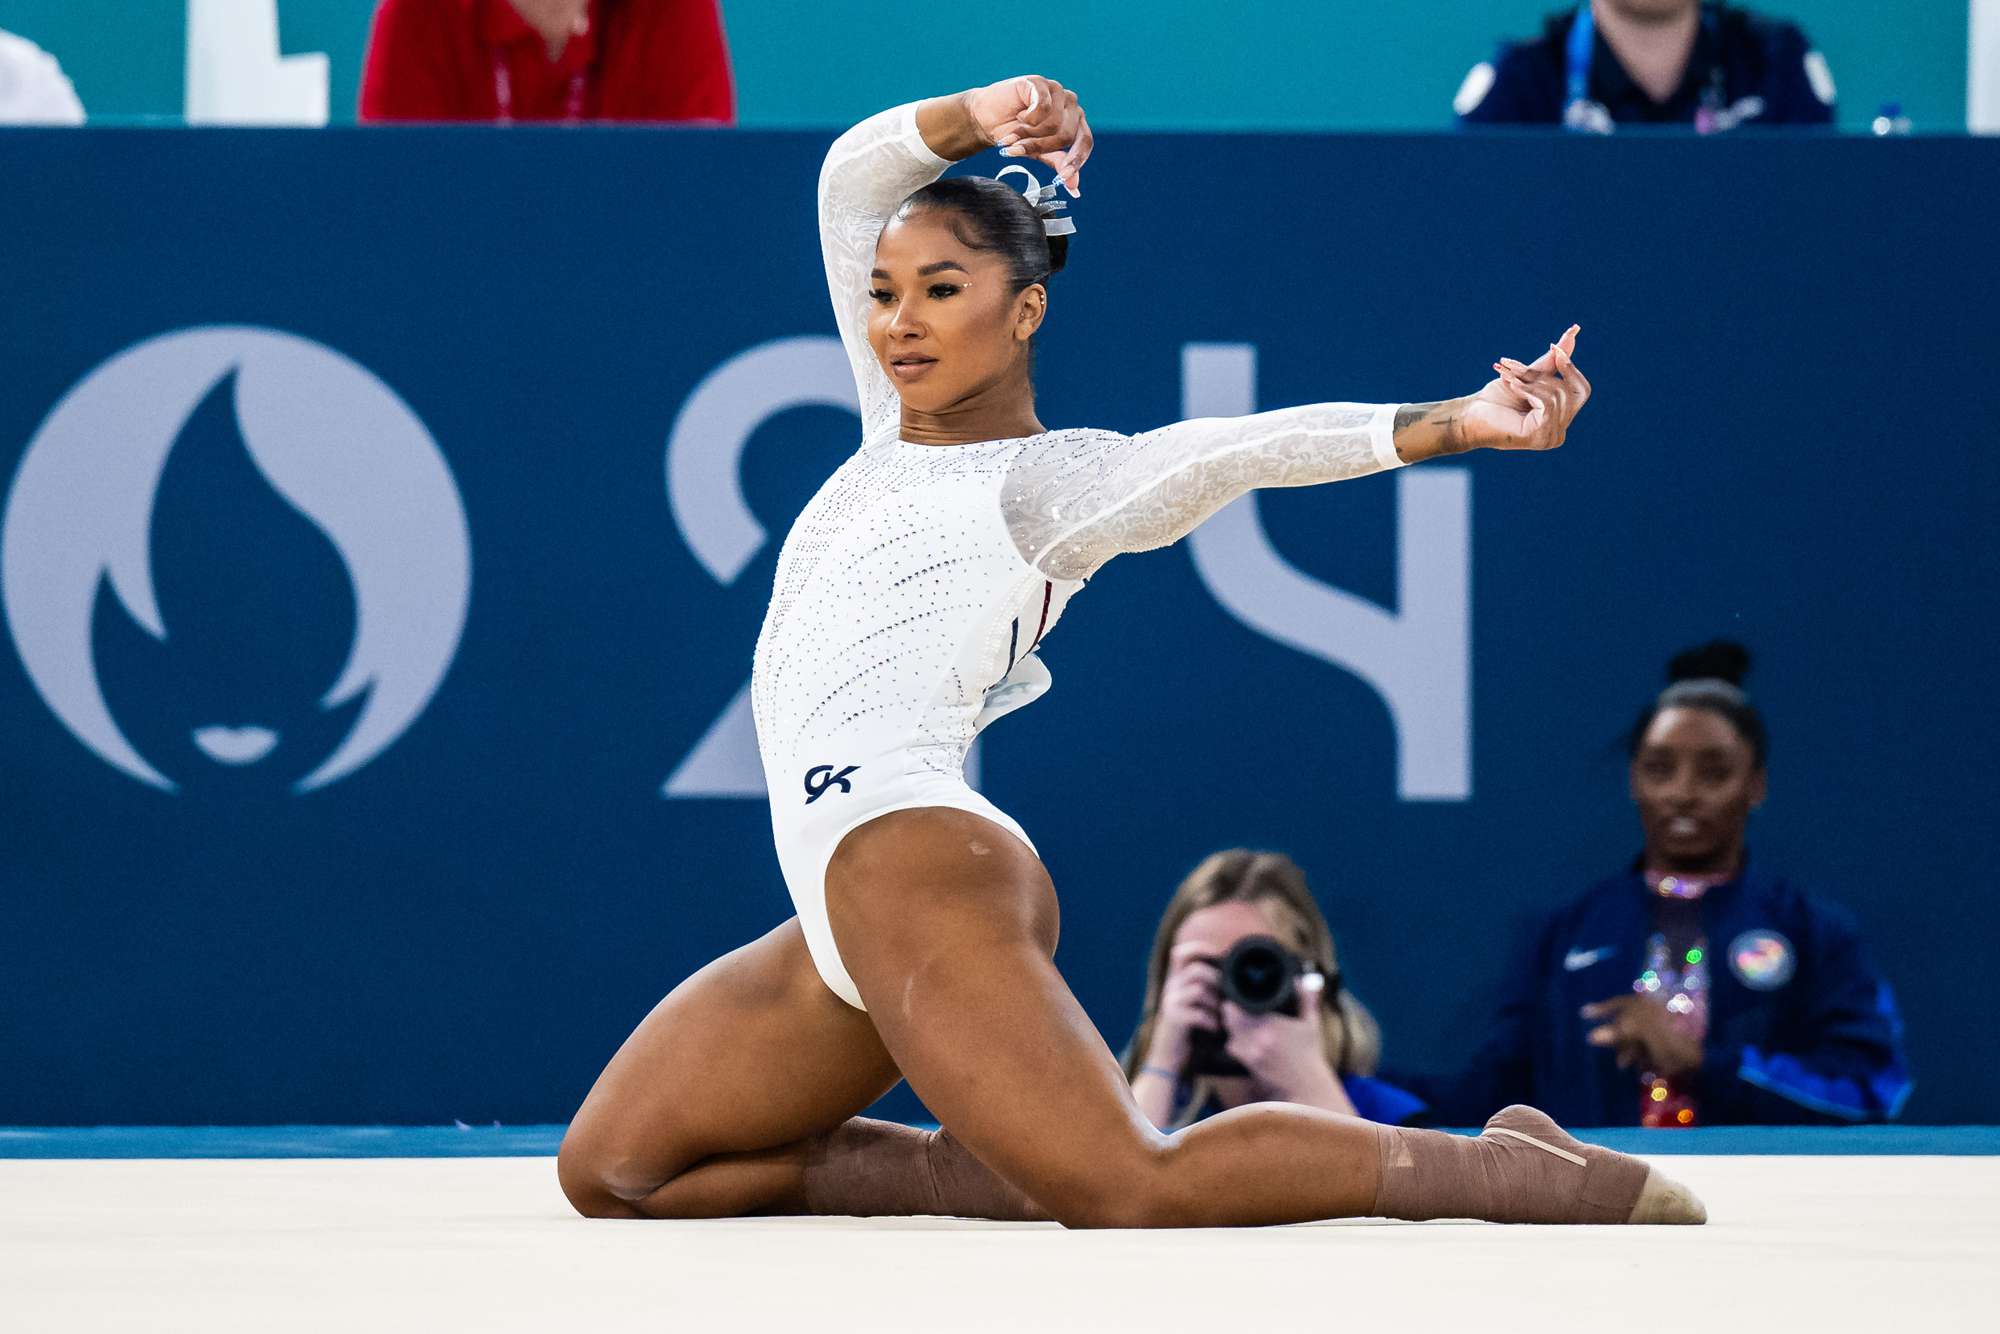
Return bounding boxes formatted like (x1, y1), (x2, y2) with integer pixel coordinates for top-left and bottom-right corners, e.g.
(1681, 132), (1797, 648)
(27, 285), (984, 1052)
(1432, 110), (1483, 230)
(2, 327), (471, 794)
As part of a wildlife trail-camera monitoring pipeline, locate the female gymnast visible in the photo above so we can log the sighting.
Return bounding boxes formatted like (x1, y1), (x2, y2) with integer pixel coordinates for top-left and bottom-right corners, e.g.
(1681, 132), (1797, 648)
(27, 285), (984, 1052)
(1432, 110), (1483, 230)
(559, 75), (1705, 1227)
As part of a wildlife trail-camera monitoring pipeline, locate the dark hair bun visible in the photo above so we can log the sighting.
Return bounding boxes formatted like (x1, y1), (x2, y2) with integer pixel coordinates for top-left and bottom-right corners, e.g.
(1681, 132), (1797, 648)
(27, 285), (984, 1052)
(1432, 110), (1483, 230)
(1667, 640), (1751, 686)
(1043, 225), (1070, 277)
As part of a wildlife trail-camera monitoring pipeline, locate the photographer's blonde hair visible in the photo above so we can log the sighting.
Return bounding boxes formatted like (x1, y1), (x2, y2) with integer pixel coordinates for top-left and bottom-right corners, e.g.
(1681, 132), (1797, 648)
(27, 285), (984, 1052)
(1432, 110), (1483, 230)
(1120, 850), (1383, 1129)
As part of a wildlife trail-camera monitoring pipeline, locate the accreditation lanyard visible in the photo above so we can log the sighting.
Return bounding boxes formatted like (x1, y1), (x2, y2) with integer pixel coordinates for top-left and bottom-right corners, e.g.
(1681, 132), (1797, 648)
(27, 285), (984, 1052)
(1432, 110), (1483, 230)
(492, 53), (590, 125)
(1566, 2), (1726, 134)
(1563, 3), (1598, 126)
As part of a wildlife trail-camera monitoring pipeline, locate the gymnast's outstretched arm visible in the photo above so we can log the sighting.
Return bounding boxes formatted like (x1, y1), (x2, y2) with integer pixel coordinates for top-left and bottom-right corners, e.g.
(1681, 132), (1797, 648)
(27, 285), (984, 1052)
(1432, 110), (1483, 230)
(1010, 329), (1592, 582)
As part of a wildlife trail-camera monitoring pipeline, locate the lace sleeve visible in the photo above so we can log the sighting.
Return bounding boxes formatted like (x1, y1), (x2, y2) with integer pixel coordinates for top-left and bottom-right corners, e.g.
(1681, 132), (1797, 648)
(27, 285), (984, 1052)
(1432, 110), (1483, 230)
(817, 103), (949, 446)
(1002, 403), (1404, 582)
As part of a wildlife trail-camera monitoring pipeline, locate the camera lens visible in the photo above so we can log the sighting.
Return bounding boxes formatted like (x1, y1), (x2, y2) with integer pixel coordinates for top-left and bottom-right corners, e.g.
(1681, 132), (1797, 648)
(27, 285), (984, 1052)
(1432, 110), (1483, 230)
(1219, 935), (1300, 1015)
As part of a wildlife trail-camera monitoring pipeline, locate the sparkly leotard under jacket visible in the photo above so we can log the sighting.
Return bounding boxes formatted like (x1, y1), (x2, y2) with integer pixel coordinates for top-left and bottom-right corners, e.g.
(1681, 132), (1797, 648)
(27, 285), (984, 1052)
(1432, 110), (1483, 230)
(755, 103), (1407, 1008)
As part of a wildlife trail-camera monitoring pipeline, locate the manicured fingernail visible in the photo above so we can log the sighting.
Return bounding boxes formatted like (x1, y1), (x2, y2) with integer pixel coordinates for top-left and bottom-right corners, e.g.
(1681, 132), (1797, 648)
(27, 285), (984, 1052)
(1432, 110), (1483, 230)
(999, 145), (1023, 157)
(999, 135), (1016, 147)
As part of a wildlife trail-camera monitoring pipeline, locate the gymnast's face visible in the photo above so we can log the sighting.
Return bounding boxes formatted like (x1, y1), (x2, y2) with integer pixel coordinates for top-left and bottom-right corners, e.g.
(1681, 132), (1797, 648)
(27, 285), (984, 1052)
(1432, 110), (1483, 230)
(868, 210), (1045, 419)
(1630, 706), (1766, 873)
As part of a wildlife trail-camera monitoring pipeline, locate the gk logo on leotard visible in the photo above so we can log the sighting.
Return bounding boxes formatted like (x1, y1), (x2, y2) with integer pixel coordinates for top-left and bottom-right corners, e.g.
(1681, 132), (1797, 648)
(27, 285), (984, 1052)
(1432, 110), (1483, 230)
(804, 764), (859, 804)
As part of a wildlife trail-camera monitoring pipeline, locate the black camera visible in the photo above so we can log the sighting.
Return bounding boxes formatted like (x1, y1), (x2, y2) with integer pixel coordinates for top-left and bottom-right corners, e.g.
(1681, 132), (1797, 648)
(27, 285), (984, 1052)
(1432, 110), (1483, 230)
(1185, 934), (1324, 1078)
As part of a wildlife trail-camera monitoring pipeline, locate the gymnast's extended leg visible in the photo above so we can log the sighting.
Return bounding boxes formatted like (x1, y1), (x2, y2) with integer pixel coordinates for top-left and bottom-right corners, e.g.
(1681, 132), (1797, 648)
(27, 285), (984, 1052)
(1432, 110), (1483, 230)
(557, 918), (1040, 1220)
(826, 808), (1703, 1229)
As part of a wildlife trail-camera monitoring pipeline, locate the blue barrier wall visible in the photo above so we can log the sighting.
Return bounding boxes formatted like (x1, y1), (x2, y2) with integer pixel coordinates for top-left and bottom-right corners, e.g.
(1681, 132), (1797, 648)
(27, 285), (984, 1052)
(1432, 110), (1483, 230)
(1, 127), (1995, 1125)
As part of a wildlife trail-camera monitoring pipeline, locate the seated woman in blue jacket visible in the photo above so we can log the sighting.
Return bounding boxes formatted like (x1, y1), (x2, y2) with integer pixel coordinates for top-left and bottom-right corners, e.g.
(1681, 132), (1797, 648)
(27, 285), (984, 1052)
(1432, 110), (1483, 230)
(1122, 849), (1424, 1129)
(1402, 642), (1911, 1127)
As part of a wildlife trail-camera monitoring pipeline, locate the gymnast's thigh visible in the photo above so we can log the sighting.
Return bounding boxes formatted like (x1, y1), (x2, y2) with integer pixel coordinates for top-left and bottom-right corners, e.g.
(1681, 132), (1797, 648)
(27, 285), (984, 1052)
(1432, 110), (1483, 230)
(824, 808), (1166, 1224)
(557, 917), (900, 1212)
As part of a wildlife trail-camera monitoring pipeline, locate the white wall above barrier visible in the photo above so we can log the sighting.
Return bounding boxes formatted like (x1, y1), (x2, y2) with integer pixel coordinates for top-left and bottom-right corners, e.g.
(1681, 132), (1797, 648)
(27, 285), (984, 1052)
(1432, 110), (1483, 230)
(1974, 0), (2000, 131)
(185, 0), (327, 126)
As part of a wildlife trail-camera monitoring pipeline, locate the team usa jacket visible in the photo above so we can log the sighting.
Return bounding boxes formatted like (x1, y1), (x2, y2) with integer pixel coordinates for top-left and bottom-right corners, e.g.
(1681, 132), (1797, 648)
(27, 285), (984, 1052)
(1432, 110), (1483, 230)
(1396, 861), (1911, 1127)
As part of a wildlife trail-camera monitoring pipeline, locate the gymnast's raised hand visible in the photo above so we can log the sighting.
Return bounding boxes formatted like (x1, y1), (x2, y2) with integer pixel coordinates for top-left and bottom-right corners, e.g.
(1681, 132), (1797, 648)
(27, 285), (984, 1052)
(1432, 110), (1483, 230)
(962, 75), (1093, 195)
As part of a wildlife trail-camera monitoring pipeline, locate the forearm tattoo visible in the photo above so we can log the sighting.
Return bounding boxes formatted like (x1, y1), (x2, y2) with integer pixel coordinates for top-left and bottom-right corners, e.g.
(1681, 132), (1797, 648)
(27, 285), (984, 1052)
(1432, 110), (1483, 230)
(1393, 401), (1465, 461)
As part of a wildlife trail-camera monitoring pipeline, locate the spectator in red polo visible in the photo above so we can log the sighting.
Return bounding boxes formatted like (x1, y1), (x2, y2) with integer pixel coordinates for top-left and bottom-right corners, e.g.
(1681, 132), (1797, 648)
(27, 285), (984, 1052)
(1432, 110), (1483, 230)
(360, 0), (733, 124)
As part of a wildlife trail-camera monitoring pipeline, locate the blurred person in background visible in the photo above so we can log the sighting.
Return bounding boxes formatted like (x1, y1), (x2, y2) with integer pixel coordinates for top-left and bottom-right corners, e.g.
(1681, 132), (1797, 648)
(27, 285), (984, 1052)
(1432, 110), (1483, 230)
(360, 0), (732, 124)
(0, 26), (84, 124)
(1455, 1), (1835, 132)
(1123, 850), (1424, 1129)
(1397, 642), (1911, 1127)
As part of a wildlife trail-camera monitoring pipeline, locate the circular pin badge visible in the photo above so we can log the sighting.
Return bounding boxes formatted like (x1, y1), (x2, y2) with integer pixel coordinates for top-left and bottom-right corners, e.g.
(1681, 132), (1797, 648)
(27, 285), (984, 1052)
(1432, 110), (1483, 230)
(1727, 929), (1797, 991)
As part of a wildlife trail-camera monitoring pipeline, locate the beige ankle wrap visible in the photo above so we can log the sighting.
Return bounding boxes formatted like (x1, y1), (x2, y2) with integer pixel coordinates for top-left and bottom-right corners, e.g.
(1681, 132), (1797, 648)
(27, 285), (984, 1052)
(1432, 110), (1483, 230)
(1372, 1105), (1701, 1225)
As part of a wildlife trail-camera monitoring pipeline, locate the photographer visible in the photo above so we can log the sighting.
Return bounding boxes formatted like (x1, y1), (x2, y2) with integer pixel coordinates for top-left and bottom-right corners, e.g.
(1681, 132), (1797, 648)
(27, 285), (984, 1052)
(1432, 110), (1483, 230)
(1122, 850), (1422, 1130)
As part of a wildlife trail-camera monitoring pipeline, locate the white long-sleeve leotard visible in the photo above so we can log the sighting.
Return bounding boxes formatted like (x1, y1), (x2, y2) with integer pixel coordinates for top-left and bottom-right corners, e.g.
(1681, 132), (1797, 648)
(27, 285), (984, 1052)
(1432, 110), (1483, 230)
(754, 102), (1405, 1008)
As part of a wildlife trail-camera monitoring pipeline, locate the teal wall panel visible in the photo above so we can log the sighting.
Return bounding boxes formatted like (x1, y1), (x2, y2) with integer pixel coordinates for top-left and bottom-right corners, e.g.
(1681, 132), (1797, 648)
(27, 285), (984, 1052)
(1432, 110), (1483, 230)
(0, 2), (1973, 132)
(0, 0), (190, 119)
